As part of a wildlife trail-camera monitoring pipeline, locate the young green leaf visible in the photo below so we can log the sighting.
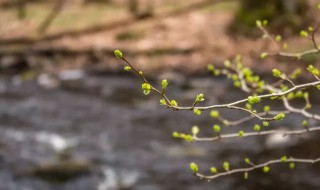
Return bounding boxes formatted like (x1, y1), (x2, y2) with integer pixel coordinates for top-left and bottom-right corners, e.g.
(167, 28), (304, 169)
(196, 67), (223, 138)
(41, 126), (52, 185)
(213, 125), (221, 133)
(244, 172), (249, 180)
(248, 95), (261, 104)
(192, 126), (200, 135)
(289, 162), (295, 169)
(210, 167), (218, 174)
(300, 30), (308, 37)
(160, 99), (166, 105)
(274, 113), (285, 120)
(223, 162), (230, 172)
(114, 49), (123, 59)
(253, 124), (261, 132)
(196, 93), (205, 102)
(172, 131), (180, 138)
(193, 108), (202, 115)
(141, 83), (151, 95)
(263, 166), (270, 173)
(170, 100), (178, 106)
(210, 110), (219, 118)
(238, 130), (245, 137)
(272, 69), (282, 77)
(161, 79), (168, 90)
(281, 156), (287, 162)
(260, 52), (268, 59)
(124, 66), (131, 71)
(190, 162), (199, 173)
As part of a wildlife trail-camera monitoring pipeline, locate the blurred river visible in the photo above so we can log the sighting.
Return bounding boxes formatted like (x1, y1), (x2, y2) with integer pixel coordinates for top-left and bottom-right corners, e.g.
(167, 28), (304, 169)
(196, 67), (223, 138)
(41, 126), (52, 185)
(0, 72), (319, 190)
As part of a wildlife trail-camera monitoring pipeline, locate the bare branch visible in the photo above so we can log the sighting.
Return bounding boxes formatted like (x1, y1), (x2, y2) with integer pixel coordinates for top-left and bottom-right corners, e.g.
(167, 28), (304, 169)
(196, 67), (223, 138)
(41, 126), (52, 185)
(195, 157), (320, 180)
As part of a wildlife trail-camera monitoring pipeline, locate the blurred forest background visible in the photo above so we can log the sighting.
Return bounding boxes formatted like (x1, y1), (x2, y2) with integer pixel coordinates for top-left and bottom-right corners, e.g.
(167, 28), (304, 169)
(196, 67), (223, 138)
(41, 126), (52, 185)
(0, 0), (320, 190)
(0, 0), (319, 76)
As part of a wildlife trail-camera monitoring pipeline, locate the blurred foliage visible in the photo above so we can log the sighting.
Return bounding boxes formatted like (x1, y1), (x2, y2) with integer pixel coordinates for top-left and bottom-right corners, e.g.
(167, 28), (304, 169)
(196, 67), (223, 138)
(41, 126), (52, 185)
(230, 0), (313, 36)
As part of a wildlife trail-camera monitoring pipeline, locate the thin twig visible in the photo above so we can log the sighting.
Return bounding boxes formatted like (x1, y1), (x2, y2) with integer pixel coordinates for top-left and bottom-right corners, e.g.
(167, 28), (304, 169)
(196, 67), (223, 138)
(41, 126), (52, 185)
(193, 126), (320, 142)
(195, 157), (320, 180)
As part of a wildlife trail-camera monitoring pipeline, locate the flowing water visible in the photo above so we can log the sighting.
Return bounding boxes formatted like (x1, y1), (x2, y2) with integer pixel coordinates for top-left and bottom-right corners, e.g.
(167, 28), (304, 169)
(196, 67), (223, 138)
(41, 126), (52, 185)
(0, 73), (319, 190)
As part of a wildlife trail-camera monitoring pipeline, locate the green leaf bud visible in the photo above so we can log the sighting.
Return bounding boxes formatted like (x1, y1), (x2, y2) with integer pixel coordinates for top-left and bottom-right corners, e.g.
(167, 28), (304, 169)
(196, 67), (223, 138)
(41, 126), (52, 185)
(184, 135), (193, 142)
(281, 84), (288, 91)
(213, 125), (221, 133)
(275, 35), (282, 42)
(248, 95), (261, 104)
(124, 66), (131, 71)
(253, 124), (261, 132)
(287, 92), (295, 100)
(160, 98), (166, 105)
(262, 20), (268, 26)
(260, 52), (268, 59)
(295, 91), (303, 98)
(224, 60), (231, 68)
(207, 64), (214, 71)
(289, 162), (295, 169)
(190, 162), (199, 173)
(222, 120), (229, 126)
(172, 131), (180, 138)
(193, 108), (202, 115)
(192, 126), (199, 135)
(242, 68), (252, 77)
(210, 167), (218, 174)
(283, 43), (288, 50)
(308, 26), (314, 32)
(141, 83), (151, 95)
(238, 130), (245, 137)
(170, 100), (178, 106)
(263, 105), (270, 113)
(272, 69), (282, 77)
(196, 93), (205, 102)
(281, 156), (287, 162)
(223, 162), (230, 172)
(245, 103), (252, 110)
(291, 68), (301, 79)
(114, 49), (123, 59)
(234, 81), (241, 88)
(210, 110), (219, 118)
(231, 74), (239, 81)
(263, 166), (270, 173)
(161, 79), (168, 90)
(138, 71), (143, 75)
(244, 172), (249, 180)
(307, 65), (319, 76)
(257, 80), (265, 88)
(263, 121), (269, 127)
(274, 113), (285, 120)
(302, 120), (308, 127)
(300, 30), (308, 37)
(256, 20), (262, 27)
(244, 158), (251, 164)
(306, 103), (312, 109)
